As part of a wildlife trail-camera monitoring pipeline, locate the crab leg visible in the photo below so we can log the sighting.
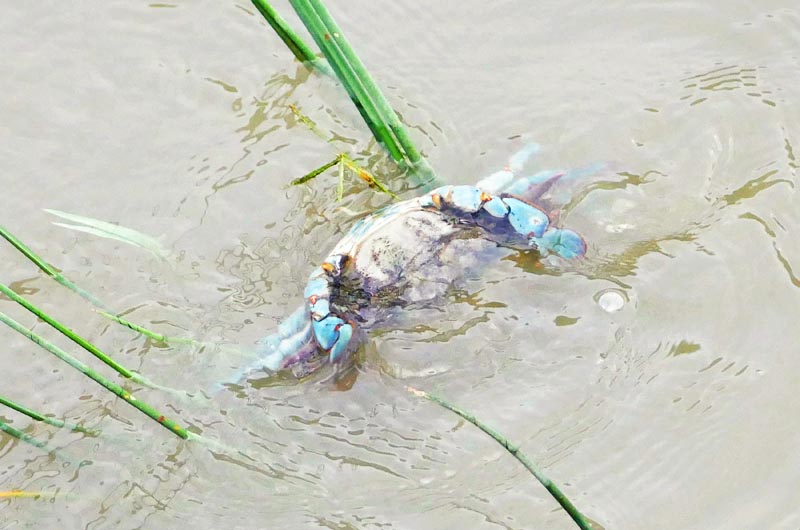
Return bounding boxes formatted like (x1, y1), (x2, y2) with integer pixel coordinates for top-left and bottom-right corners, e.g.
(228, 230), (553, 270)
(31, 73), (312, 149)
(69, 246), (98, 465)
(475, 143), (541, 193)
(501, 162), (606, 209)
(475, 143), (605, 210)
(419, 185), (587, 259)
(217, 305), (315, 385)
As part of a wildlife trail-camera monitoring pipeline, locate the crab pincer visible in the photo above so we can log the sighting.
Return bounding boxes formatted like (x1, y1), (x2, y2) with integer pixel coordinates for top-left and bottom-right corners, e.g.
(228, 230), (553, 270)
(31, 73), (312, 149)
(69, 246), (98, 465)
(305, 257), (356, 365)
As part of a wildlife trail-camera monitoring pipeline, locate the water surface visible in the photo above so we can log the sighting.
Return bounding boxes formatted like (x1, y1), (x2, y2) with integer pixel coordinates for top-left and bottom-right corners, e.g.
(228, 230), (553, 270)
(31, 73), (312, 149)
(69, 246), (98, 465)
(1, 1), (799, 529)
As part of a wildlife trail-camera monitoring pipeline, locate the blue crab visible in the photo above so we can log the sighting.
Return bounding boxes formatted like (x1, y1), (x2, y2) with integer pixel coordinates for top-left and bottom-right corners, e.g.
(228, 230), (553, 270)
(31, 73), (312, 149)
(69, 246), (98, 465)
(238, 145), (590, 381)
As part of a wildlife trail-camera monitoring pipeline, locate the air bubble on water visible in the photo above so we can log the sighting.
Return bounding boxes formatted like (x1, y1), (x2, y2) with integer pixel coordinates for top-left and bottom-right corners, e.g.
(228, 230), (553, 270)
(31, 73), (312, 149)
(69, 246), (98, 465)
(595, 289), (627, 312)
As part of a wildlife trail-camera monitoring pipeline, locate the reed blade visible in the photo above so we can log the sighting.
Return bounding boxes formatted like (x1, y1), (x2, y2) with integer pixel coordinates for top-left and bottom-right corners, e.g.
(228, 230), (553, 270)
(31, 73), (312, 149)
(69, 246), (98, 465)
(96, 310), (204, 347)
(0, 418), (49, 451)
(289, 0), (405, 163)
(44, 208), (168, 260)
(0, 490), (60, 499)
(0, 311), (190, 439)
(294, 0), (439, 186)
(337, 156), (345, 201)
(290, 156), (340, 185)
(289, 103), (329, 140)
(408, 386), (595, 530)
(1, 225), (217, 349)
(252, 0), (440, 187)
(340, 154), (400, 200)
(0, 394), (98, 435)
(250, 0), (333, 76)
(0, 225), (107, 309)
(0, 281), (137, 380)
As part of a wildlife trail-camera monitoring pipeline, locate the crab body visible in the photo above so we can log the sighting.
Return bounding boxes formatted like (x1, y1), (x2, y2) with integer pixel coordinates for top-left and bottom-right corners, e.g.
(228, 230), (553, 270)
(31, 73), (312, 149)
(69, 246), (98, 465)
(241, 145), (592, 380)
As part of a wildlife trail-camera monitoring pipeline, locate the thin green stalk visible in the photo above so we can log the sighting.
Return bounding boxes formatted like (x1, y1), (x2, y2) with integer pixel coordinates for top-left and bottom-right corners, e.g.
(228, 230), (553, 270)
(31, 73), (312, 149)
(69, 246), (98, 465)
(290, 0), (393, 148)
(408, 386), (594, 530)
(289, 0), (406, 163)
(0, 311), (189, 439)
(290, 156), (340, 185)
(287, 106), (399, 200)
(0, 417), (49, 450)
(250, 0), (398, 158)
(291, 154), (400, 200)
(0, 282), (139, 382)
(0, 225), (107, 309)
(340, 154), (399, 199)
(337, 152), (346, 201)
(253, 1), (440, 186)
(1, 226), (202, 348)
(0, 395), (98, 435)
(250, 0), (333, 76)
(96, 310), (202, 346)
(302, 0), (411, 156)
(289, 104), (328, 140)
(297, 0), (438, 185)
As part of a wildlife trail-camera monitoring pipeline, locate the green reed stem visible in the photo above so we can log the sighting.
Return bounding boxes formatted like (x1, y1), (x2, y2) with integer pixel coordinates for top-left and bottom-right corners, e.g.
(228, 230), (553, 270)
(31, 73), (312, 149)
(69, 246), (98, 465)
(408, 387), (594, 530)
(337, 152), (346, 201)
(0, 282), (142, 382)
(289, 104), (328, 139)
(1, 225), (202, 348)
(301, 0), (438, 185)
(96, 310), (201, 346)
(289, 0), (405, 162)
(264, 0), (437, 186)
(0, 417), (49, 450)
(250, 0), (333, 76)
(291, 156), (340, 185)
(340, 153), (399, 199)
(0, 311), (189, 439)
(291, 153), (400, 200)
(0, 394), (98, 435)
(0, 225), (107, 309)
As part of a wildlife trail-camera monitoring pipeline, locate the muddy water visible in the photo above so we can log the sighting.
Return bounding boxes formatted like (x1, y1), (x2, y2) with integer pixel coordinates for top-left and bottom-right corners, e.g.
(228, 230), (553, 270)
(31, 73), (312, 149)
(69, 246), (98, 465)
(1, 1), (799, 529)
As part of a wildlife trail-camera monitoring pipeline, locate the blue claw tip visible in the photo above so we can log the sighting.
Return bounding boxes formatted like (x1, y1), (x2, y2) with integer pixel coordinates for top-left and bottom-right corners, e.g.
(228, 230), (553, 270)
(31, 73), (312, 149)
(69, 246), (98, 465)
(534, 229), (586, 259)
(313, 315), (344, 351)
(329, 323), (353, 364)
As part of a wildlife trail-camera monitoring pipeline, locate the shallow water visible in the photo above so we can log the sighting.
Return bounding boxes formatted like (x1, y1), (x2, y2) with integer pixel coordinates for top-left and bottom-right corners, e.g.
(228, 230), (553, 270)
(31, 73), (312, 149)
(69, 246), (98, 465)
(1, 1), (799, 529)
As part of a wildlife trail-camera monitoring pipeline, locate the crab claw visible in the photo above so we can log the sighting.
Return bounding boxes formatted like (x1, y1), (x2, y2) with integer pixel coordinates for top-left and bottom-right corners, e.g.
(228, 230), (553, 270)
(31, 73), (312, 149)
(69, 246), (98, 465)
(533, 228), (586, 259)
(329, 323), (353, 364)
(503, 197), (550, 238)
(313, 315), (345, 350)
(312, 315), (355, 365)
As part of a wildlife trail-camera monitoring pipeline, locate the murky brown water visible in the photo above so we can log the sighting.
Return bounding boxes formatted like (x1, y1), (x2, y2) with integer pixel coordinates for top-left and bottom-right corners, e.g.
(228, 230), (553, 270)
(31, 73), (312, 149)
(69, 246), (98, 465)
(2, 1), (799, 529)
